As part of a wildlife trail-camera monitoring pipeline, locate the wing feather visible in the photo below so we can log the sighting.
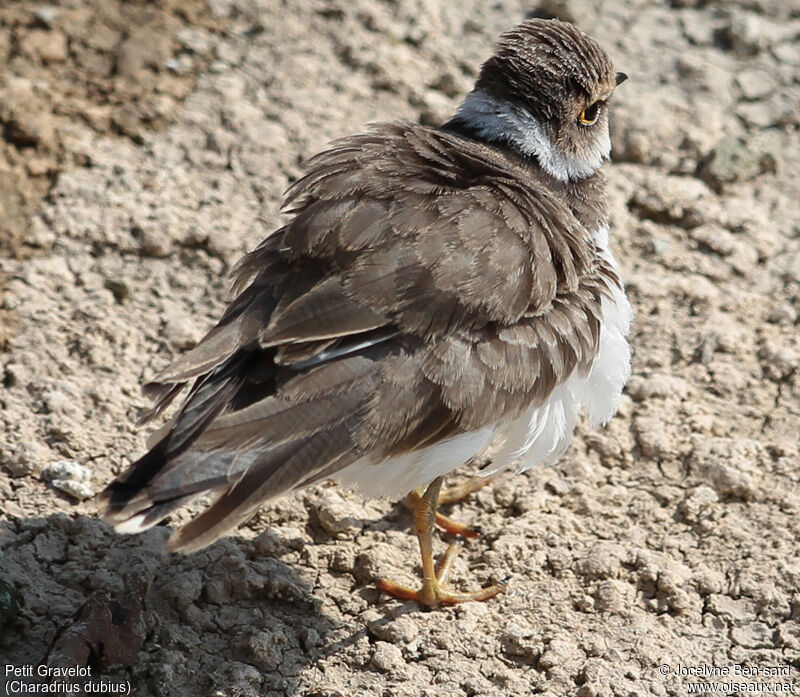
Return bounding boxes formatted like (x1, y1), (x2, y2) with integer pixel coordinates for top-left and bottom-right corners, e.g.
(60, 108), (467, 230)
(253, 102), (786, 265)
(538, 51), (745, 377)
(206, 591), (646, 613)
(101, 121), (614, 553)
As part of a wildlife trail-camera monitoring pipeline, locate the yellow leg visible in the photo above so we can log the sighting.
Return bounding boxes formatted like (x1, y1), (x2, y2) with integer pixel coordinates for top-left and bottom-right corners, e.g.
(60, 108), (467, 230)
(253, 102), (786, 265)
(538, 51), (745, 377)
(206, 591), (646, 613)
(405, 475), (495, 539)
(377, 477), (506, 607)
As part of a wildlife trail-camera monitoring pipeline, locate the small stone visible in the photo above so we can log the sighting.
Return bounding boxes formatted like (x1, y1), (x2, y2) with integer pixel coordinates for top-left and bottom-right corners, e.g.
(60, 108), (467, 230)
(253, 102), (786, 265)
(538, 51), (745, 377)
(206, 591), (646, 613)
(735, 101), (780, 129)
(315, 491), (365, 536)
(736, 69), (776, 101)
(26, 156), (56, 177)
(20, 29), (68, 63)
(368, 614), (419, 644)
(253, 526), (306, 556)
(34, 5), (61, 28)
(539, 636), (579, 670)
(721, 12), (774, 55)
(759, 342), (799, 381)
(244, 629), (287, 672)
(43, 389), (78, 415)
(767, 305), (797, 325)
(3, 442), (50, 477)
(228, 663), (262, 688)
(772, 42), (800, 66)
(3, 110), (57, 148)
(698, 131), (781, 192)
(51, 479), (95, 501)
(627, 374), (690, 401)
(677, 486), (719, 524)
(300, 627), (321, 651)
(161, 570), (203, 609)
(633, 416), (675, 459)
(532, 0), (581, 23)
(43, 459), (90, 483)
(576, 544), (625, 580)
(689, 438), (763, 499)
(731, 622), (774, 648)
(681, 12), (716, 46)
(629, 174), (711, 229)
(428, 72), (465, 98)
(370, 642), (404, 672)
(501, 622), (540, 659)
(103, 277), (131, 302)
(136, 224), (173, 258)
(42, 460), (94, 501)
(163, 310), (201, 350)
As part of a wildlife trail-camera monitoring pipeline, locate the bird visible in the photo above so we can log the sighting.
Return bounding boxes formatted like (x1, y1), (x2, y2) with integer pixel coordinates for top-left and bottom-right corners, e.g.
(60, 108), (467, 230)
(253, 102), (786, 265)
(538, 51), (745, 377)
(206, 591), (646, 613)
(99, 18), (632, 608)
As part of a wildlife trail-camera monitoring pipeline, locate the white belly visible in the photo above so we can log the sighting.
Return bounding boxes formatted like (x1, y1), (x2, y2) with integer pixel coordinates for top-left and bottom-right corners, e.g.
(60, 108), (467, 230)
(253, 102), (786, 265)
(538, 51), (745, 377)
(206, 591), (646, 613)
(485, 272), (632, 476)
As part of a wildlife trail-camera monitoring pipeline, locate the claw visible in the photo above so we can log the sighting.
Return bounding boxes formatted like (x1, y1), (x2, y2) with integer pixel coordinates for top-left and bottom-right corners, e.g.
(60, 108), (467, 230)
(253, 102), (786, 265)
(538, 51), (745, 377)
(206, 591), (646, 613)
(377, 543), (506, 607)
(378, 478), (506, 608)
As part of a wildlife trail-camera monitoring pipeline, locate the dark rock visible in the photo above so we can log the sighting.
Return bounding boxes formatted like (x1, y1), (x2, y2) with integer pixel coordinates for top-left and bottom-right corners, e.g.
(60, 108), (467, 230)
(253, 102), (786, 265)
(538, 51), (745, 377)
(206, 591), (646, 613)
(697, 131), (781, 192)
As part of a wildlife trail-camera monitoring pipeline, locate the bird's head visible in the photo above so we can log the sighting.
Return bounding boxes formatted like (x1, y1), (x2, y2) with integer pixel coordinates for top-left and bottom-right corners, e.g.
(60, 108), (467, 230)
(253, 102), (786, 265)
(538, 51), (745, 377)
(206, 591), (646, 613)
(450, 18), (626, 183)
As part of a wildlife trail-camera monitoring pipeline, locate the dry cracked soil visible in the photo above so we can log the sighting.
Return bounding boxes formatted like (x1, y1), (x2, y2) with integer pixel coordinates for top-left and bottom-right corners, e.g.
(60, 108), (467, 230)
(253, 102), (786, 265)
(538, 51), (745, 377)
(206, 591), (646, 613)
(1, 1), (799, 696)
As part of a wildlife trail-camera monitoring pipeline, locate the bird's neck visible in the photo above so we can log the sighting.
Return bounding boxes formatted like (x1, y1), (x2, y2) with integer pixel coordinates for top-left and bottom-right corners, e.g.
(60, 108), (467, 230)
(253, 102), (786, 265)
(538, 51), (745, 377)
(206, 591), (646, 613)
(444, 90), (607, 184)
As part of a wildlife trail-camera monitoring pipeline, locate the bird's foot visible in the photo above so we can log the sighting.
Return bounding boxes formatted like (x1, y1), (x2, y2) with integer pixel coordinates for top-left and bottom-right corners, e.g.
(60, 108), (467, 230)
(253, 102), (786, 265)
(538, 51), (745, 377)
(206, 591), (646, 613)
(437, 475), (495, 505)
(376, 543), (506, 608)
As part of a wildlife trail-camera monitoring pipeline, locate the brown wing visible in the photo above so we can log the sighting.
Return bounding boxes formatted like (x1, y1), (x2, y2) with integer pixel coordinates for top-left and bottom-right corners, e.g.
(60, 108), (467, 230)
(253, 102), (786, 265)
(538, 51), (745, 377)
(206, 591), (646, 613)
(99, 122), (611, 552)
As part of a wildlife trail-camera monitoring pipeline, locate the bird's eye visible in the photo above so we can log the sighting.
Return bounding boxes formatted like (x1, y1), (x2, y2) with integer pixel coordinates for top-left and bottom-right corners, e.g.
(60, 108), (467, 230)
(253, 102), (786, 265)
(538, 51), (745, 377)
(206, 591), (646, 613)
(578, 101), (601, 126)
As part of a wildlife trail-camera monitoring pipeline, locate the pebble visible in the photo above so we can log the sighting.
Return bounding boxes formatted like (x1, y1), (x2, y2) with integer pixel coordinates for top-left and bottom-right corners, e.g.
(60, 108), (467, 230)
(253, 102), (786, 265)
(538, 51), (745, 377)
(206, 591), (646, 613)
(539, 636), (580, 670)
(633, 416), (675, 459)
(34, 5), (61, 28)
(736, 69), (776, 101)
(163, 309), (201, 350)
(627, 373), (690, 401)
(42, 389), (78, 415)
(500, 622), (540, 659)
(368, 614), (419, 644)
(20, 29), (68, 64)
(245, 629), (286, 672)
(767, 305), (797, 325)
(4, 442), (50, 477)
(677, 486), (719, 524)
(576, 543), (625, 580)
(42, 460), (94, 500)
(370, 642), (405, 673)
(698, 132), (781, 192)
(315, 491), (366, 536)
(735, 100), (783, 129)
(759, 342), (799, 381)
(722, 11), (776, 55)
(731, 622), (774, 648)
(689, 438), (762, 500)
(104, 277), (131, 302)
(772, 41), (800, 66)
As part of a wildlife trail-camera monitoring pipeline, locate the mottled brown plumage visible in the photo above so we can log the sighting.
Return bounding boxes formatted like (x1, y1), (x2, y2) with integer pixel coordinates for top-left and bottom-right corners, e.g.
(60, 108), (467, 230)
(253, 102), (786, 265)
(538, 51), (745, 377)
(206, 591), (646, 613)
(100, 19), (630, 569)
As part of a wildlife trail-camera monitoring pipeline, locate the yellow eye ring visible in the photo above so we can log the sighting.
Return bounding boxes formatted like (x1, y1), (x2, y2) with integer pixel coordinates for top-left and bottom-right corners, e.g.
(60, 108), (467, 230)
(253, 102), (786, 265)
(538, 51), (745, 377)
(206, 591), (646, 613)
(578, 101), (601, 126)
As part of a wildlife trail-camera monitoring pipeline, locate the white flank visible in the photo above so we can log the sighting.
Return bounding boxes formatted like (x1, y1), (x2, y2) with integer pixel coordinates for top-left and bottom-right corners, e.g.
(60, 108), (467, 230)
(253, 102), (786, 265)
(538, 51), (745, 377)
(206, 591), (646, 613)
(336, 426), (497, 500)
(335, 225), (632, 498)
(453, 90), (611, 182)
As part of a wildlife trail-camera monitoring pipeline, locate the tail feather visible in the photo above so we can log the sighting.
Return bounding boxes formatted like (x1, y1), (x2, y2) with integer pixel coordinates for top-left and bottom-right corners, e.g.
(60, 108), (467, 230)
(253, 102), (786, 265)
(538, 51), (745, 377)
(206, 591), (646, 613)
(166, 424), (356, 553)
(100, 353), (376, 550)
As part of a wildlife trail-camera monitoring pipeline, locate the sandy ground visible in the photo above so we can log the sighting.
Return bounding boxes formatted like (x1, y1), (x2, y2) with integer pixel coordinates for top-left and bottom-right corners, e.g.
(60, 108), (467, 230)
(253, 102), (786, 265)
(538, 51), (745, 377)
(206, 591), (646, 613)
(1, 0), (799, 695)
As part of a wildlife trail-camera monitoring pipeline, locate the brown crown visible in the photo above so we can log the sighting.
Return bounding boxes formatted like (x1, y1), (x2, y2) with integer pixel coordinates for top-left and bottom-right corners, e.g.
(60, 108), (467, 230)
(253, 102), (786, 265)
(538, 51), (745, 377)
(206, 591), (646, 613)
(474, 19), (616, 122)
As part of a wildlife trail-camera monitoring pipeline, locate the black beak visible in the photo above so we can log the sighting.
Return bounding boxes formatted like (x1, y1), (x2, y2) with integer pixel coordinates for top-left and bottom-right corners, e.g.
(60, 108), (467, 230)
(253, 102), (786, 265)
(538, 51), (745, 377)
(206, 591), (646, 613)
(616, 72), (628, 86)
